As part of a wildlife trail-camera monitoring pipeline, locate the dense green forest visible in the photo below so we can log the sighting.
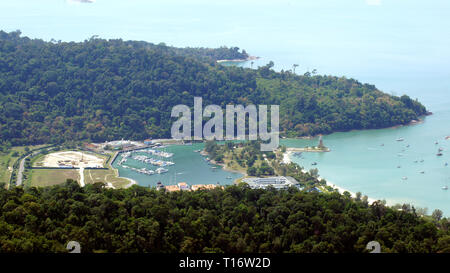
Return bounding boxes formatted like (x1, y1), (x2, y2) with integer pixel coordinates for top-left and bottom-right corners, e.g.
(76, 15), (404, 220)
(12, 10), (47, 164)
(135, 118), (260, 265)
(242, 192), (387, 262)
(171, 45), (249, 61)
(0, 181), (448, 253)
(0, 30), (427, 146)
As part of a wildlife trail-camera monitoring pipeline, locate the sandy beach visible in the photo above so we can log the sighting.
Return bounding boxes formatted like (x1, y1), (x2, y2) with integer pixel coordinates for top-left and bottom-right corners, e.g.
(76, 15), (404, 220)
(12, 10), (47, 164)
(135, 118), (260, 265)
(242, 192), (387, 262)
(283, 151), (378, 205)
(123, 177), (138, 188)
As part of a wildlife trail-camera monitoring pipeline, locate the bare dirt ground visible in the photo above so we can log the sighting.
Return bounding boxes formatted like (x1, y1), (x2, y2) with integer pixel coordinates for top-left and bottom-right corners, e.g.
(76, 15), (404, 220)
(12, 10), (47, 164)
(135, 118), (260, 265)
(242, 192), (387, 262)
(39, 151), (105, 168)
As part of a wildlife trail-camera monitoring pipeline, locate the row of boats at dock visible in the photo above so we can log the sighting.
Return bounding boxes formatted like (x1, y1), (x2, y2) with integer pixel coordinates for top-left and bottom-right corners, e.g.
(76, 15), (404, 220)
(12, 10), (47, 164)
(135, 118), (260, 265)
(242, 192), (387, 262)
(116, 149), (172, 176)
(140, 148), (173, 158)
(121, 165), (168, 175)
(132, 154), (175, 167)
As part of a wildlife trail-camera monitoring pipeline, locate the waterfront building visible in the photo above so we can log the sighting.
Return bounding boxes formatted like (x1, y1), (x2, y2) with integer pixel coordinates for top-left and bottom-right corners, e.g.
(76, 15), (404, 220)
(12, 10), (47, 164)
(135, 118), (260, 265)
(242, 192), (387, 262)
(178, 182), (190, 191)
(242, 176), (298, 190)
(165, 185), (180, 192)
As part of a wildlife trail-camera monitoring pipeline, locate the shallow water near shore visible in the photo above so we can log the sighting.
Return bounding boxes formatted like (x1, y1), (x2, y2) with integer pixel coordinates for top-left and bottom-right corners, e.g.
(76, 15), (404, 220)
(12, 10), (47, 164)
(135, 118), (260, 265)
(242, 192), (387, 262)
(281, 110), (450, 215)
(4, 0), (449, 214)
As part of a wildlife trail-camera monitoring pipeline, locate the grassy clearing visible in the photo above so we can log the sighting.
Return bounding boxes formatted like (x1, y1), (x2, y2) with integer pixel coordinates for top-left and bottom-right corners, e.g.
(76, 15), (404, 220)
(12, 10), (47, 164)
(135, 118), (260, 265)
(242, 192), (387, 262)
(0, 152), (17, 186)
(30, 169), (80, 187)
(221, 149), (247, 174)
(84, 169), (130, 188)
(0, 145), (48, 186)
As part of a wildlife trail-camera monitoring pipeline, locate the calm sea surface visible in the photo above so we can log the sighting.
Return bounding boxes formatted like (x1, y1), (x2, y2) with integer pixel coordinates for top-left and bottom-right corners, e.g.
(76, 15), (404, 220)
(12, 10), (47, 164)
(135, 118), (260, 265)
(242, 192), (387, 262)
(1, 0), (449, 214)
(111, 143), (242, 187)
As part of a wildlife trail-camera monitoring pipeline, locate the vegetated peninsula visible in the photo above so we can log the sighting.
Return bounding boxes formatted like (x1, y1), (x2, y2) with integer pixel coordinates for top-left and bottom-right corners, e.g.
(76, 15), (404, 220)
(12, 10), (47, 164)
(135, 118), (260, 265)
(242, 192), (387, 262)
(0, 30), (427, 147)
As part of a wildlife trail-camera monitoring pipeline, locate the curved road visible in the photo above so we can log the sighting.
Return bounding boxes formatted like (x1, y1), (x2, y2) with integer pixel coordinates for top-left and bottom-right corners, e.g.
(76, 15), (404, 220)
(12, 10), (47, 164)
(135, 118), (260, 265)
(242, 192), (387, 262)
(16, 154), (30, 186)
(16, 149), (49, 186)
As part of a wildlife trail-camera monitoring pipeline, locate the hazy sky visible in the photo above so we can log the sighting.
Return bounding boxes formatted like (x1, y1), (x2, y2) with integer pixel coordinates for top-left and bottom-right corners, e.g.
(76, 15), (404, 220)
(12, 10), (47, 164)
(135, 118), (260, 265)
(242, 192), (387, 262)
(0, 0), (449, 85)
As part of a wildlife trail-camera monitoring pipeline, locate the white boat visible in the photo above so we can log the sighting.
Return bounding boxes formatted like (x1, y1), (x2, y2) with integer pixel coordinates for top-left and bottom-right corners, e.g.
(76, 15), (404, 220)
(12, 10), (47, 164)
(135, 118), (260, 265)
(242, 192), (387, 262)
(402, 176), (408, 180)
(155, 167), (168, 174)
(396, 138), (404, 141)
(442, 186), (448, 190)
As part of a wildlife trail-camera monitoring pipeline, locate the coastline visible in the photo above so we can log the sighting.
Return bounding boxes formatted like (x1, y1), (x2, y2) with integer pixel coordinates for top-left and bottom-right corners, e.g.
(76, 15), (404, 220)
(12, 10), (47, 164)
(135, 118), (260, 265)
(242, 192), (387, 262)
(283, 151), (378, 205)
(282, 115), (429, 140)
(109, 153), (138, 188)
(216, 55), (259, 63)
(123, 177), (138, 188)
(209, 158), (247, 179)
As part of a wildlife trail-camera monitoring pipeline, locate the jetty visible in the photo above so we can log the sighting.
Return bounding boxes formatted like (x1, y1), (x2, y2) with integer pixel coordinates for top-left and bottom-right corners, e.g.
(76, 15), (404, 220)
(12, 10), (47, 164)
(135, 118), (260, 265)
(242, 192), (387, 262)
(286, 135), (330, 153)
(287, 147), (330, 153)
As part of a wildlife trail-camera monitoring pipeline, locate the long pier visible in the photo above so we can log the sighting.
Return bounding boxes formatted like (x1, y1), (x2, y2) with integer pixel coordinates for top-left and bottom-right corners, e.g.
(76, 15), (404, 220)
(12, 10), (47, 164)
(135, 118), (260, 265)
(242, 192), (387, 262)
(287, 147), (330, 153)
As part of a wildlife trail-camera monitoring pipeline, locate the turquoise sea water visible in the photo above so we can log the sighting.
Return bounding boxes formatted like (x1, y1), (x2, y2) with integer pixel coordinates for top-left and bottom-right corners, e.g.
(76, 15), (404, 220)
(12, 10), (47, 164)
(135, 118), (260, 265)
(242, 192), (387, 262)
(1, 0), (449, 213)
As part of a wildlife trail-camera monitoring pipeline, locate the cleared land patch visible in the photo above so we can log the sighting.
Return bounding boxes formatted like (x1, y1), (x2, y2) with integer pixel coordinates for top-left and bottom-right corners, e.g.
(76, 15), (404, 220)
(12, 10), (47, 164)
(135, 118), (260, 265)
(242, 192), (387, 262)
(35, 151), (105, 168)
(84, 169), (131, 188)
(30, 169), (80, 187)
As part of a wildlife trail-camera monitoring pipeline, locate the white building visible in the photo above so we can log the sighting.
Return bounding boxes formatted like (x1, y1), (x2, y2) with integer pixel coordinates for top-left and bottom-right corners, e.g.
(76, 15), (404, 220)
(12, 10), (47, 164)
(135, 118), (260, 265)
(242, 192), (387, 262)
(242, 176), (298, 190)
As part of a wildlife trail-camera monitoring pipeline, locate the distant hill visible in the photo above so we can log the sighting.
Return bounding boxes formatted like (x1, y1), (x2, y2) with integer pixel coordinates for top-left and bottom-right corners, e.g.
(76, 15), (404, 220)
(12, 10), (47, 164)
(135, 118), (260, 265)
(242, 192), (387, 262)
(0, 30), (427, 145)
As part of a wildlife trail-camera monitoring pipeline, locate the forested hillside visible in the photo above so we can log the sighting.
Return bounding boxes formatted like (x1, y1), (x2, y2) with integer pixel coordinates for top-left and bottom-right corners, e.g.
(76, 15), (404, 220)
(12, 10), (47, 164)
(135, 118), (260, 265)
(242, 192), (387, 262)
(0, 31), (427, 145)
(0, 181), (448, 253)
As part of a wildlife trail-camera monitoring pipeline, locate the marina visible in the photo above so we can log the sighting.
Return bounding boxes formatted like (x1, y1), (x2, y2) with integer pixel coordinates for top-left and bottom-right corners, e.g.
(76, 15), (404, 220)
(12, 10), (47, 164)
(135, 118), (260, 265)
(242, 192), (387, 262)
(112, 143), (242, 188)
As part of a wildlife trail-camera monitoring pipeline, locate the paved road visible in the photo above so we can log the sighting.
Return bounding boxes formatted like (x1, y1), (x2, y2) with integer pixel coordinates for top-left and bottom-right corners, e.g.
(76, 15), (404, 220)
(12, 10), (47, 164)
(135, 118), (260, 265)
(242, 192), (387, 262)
(16, 154), (30, 186)
(16, 149), (44, 186)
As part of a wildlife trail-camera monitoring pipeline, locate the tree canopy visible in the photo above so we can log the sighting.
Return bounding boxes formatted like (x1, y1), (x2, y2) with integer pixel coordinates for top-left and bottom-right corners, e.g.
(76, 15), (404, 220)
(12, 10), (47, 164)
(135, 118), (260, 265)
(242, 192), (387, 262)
(0, 30), (427, 146)
(0, 180), (448, 253)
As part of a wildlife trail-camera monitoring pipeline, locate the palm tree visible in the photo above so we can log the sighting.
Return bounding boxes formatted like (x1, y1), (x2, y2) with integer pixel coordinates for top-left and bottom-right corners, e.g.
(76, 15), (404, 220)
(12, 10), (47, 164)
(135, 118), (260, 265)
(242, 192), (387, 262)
(292, 64), (299, 74)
